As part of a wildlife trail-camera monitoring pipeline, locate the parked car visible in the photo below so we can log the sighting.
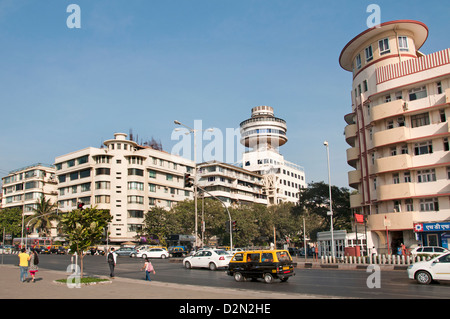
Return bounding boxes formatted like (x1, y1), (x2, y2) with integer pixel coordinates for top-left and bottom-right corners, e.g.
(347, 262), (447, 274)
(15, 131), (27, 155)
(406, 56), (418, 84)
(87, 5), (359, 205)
(410, 246), (449, 259)
(169, 246), (188, 257)
(227, 249), (296, 283)
(115, 247), (138, 257)
(183, 249), (232, 270)
(52, 246), (67, 255)
(407, 252), (450, 284)
(39, 246), (51, 254)
(137, 248), (169, 259)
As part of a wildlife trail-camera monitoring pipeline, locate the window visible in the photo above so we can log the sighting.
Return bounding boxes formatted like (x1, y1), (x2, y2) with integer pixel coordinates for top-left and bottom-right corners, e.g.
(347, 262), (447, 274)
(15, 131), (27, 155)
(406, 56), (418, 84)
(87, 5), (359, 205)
(95, 195), (110, 204)
(95, 181), (110, 190)
(440, 109), (446, 122)
(128, 168), (143, 176)
(405, 199), (414, 212)
(379, 38), (390, 55)
(96, 168), (110, 175)
(128, 195), (144, 204)
(411, 112), (430, 128)
(80, 183), (91, 192)
(417, 169), (436, 183)
(148, 170), (156, 178)
(409, 86), (427, 101)
(404, 172), (411, 183)
(414, 141), (433, 156)
(365, 46), (373, 62)
(166, 174), (173, 181)
(393, 173), (400, 184)
(420, 198), (439, 212)
(363, 80), (368, 92)
(444, 138), (449, 151)
(149, 184), (156, 192)
(128, 182), (144, 191)
(356, 54), (362, 69)
(398, 36), (409, 51)
(401, 144), (408, 154)
(437, 82), (443, 94)
(394, 200), (401, 212)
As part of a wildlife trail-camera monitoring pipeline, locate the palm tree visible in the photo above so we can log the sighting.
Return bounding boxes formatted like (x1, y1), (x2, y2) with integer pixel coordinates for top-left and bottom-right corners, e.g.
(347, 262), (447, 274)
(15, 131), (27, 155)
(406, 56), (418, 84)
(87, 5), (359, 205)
(26, 195), (58, 237)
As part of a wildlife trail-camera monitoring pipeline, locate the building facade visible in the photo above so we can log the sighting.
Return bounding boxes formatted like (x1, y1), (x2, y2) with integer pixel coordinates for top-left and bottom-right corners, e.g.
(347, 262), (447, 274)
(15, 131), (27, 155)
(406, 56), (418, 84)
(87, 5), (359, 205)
(340, 20), (450, 252)
(54, 133), (195, 243)
(1, 163), (57, 213)
(1, 163), (58, 238)
(240, 106), (306, 205)
(197, 160), (267, 207)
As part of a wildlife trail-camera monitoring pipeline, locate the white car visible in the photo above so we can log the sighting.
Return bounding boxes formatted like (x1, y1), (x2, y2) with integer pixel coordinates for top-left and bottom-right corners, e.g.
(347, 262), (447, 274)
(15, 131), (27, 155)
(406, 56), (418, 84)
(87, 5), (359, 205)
(407, 252), (450, 284)
(183, 249), (233, 271)
(137, 248), (169, 259)
(410, 246), (449, 258)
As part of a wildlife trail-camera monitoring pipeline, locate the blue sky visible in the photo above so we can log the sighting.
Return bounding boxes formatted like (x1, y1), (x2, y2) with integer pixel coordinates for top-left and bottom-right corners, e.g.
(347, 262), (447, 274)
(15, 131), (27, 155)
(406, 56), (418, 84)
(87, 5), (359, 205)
(0, 0), (448, 187)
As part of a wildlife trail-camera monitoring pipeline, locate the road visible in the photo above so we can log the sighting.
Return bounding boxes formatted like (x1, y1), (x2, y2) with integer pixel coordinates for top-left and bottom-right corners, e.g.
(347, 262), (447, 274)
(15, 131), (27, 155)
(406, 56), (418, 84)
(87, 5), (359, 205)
(2, 254), (450, 299)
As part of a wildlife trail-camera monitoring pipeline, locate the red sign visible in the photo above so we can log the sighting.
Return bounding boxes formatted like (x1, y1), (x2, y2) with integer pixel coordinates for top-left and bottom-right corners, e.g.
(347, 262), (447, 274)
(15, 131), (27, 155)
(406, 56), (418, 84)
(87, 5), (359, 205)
(354, 213), (364, 224)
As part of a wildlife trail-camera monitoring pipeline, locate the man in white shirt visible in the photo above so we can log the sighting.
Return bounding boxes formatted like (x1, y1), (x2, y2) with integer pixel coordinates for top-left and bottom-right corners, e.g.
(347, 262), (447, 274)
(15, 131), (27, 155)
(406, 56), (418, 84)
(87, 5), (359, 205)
(107, 247), (117, 278)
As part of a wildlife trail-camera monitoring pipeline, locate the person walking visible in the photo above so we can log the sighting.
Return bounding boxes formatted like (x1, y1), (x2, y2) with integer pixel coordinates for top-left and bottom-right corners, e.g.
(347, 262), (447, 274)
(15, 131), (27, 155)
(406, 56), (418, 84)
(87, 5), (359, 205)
(28, 249), (39, 283)
(107, 247), (117, 278)
(18, 248), (30, 283)
(140, 258), (156, 281)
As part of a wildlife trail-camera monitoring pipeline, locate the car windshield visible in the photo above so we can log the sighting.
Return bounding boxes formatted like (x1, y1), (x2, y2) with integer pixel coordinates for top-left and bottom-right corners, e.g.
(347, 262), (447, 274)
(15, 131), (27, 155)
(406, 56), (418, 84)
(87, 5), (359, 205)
(276, 251), (291, 262)
(215, 250), (229, 255)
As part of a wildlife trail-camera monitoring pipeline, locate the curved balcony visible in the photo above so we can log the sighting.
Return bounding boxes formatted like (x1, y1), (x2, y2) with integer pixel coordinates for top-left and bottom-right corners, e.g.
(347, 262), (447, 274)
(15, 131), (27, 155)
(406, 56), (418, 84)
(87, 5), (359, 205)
(375, 154), (412, 174)
(372, 126), (410, 148)
(350, 193), (363, 209)
(348, 169), (361, 189)
(376, 183), (414, 201)
(345, 124), (358, 146)
(371, 99), (406, 123)
(346, 147), (360, 168)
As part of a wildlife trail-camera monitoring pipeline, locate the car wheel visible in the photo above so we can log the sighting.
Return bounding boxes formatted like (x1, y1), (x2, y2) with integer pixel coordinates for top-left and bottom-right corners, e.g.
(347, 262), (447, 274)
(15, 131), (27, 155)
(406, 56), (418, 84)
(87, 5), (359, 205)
(416, 270), (432, 285)
(263, 273), (274, 284)
(142, 254), (147, 259)
(161, 254), (167, 259)
(209, 262), (217, 271)
(185, 261), (191, 269)
(130, 253), (136, 258)
(234, 272), (244, 282)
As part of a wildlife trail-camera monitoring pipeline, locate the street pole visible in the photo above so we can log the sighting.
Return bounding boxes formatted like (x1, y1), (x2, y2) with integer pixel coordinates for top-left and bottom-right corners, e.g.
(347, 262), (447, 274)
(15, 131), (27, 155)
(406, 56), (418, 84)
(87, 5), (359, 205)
(196, 184), (233, 251)
(324, 141), (335, 258)
(174, 120), (213, 249)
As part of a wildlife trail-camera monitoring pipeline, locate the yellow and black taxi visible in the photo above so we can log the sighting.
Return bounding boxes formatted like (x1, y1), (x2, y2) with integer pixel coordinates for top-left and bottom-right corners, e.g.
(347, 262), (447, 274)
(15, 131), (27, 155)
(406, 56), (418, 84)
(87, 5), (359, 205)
(227, 250), (296, 283)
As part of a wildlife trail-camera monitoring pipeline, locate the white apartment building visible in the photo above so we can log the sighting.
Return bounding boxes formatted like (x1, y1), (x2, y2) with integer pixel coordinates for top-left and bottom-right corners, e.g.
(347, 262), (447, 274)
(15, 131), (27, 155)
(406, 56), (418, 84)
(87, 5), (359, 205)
(240, 106), (307, 205)
(1, 163), (57, 213)
(340, 20), (450, 252)
(197, 160), (267, 207)
(54, 133), (195, 243)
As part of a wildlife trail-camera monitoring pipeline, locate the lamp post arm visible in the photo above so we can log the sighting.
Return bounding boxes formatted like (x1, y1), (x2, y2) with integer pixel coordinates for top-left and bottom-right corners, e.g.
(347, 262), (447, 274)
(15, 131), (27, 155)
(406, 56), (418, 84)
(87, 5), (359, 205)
(196, 184), (233, 252)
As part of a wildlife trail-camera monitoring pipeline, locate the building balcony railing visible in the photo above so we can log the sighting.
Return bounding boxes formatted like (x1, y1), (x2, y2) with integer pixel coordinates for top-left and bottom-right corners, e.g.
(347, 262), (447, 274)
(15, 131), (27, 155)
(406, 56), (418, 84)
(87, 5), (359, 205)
(372, 126), (410, 148)
(376, 183), (415, 202)
(348, 170), (361, 189)
(345, 124), (357, 146)
(350, 193), (363, 209)
(346, 147), (359, 168)
(375, 154), (412, 174)
(371, 99), (406, 123)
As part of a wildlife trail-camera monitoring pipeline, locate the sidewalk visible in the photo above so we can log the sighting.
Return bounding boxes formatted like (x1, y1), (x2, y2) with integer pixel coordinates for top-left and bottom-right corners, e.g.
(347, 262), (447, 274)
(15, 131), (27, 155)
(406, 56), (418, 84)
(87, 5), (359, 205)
(0, 264), (326, 299)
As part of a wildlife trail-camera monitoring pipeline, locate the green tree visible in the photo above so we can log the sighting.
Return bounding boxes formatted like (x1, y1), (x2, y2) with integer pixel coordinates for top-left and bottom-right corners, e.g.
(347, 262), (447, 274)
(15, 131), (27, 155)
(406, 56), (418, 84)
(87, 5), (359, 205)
(25, 196), (58, 237)
(141, 207), (173, 247)
(0, 207), (23, 241)
(296, 182), (352, 241)
(59, 207), (112, 278)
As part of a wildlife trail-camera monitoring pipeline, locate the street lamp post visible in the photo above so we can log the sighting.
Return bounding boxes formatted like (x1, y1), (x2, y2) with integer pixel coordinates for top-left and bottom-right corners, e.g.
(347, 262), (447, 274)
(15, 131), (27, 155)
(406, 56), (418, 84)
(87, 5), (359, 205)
(174, 120), (213, 249)
(324, 141), (335, 258)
